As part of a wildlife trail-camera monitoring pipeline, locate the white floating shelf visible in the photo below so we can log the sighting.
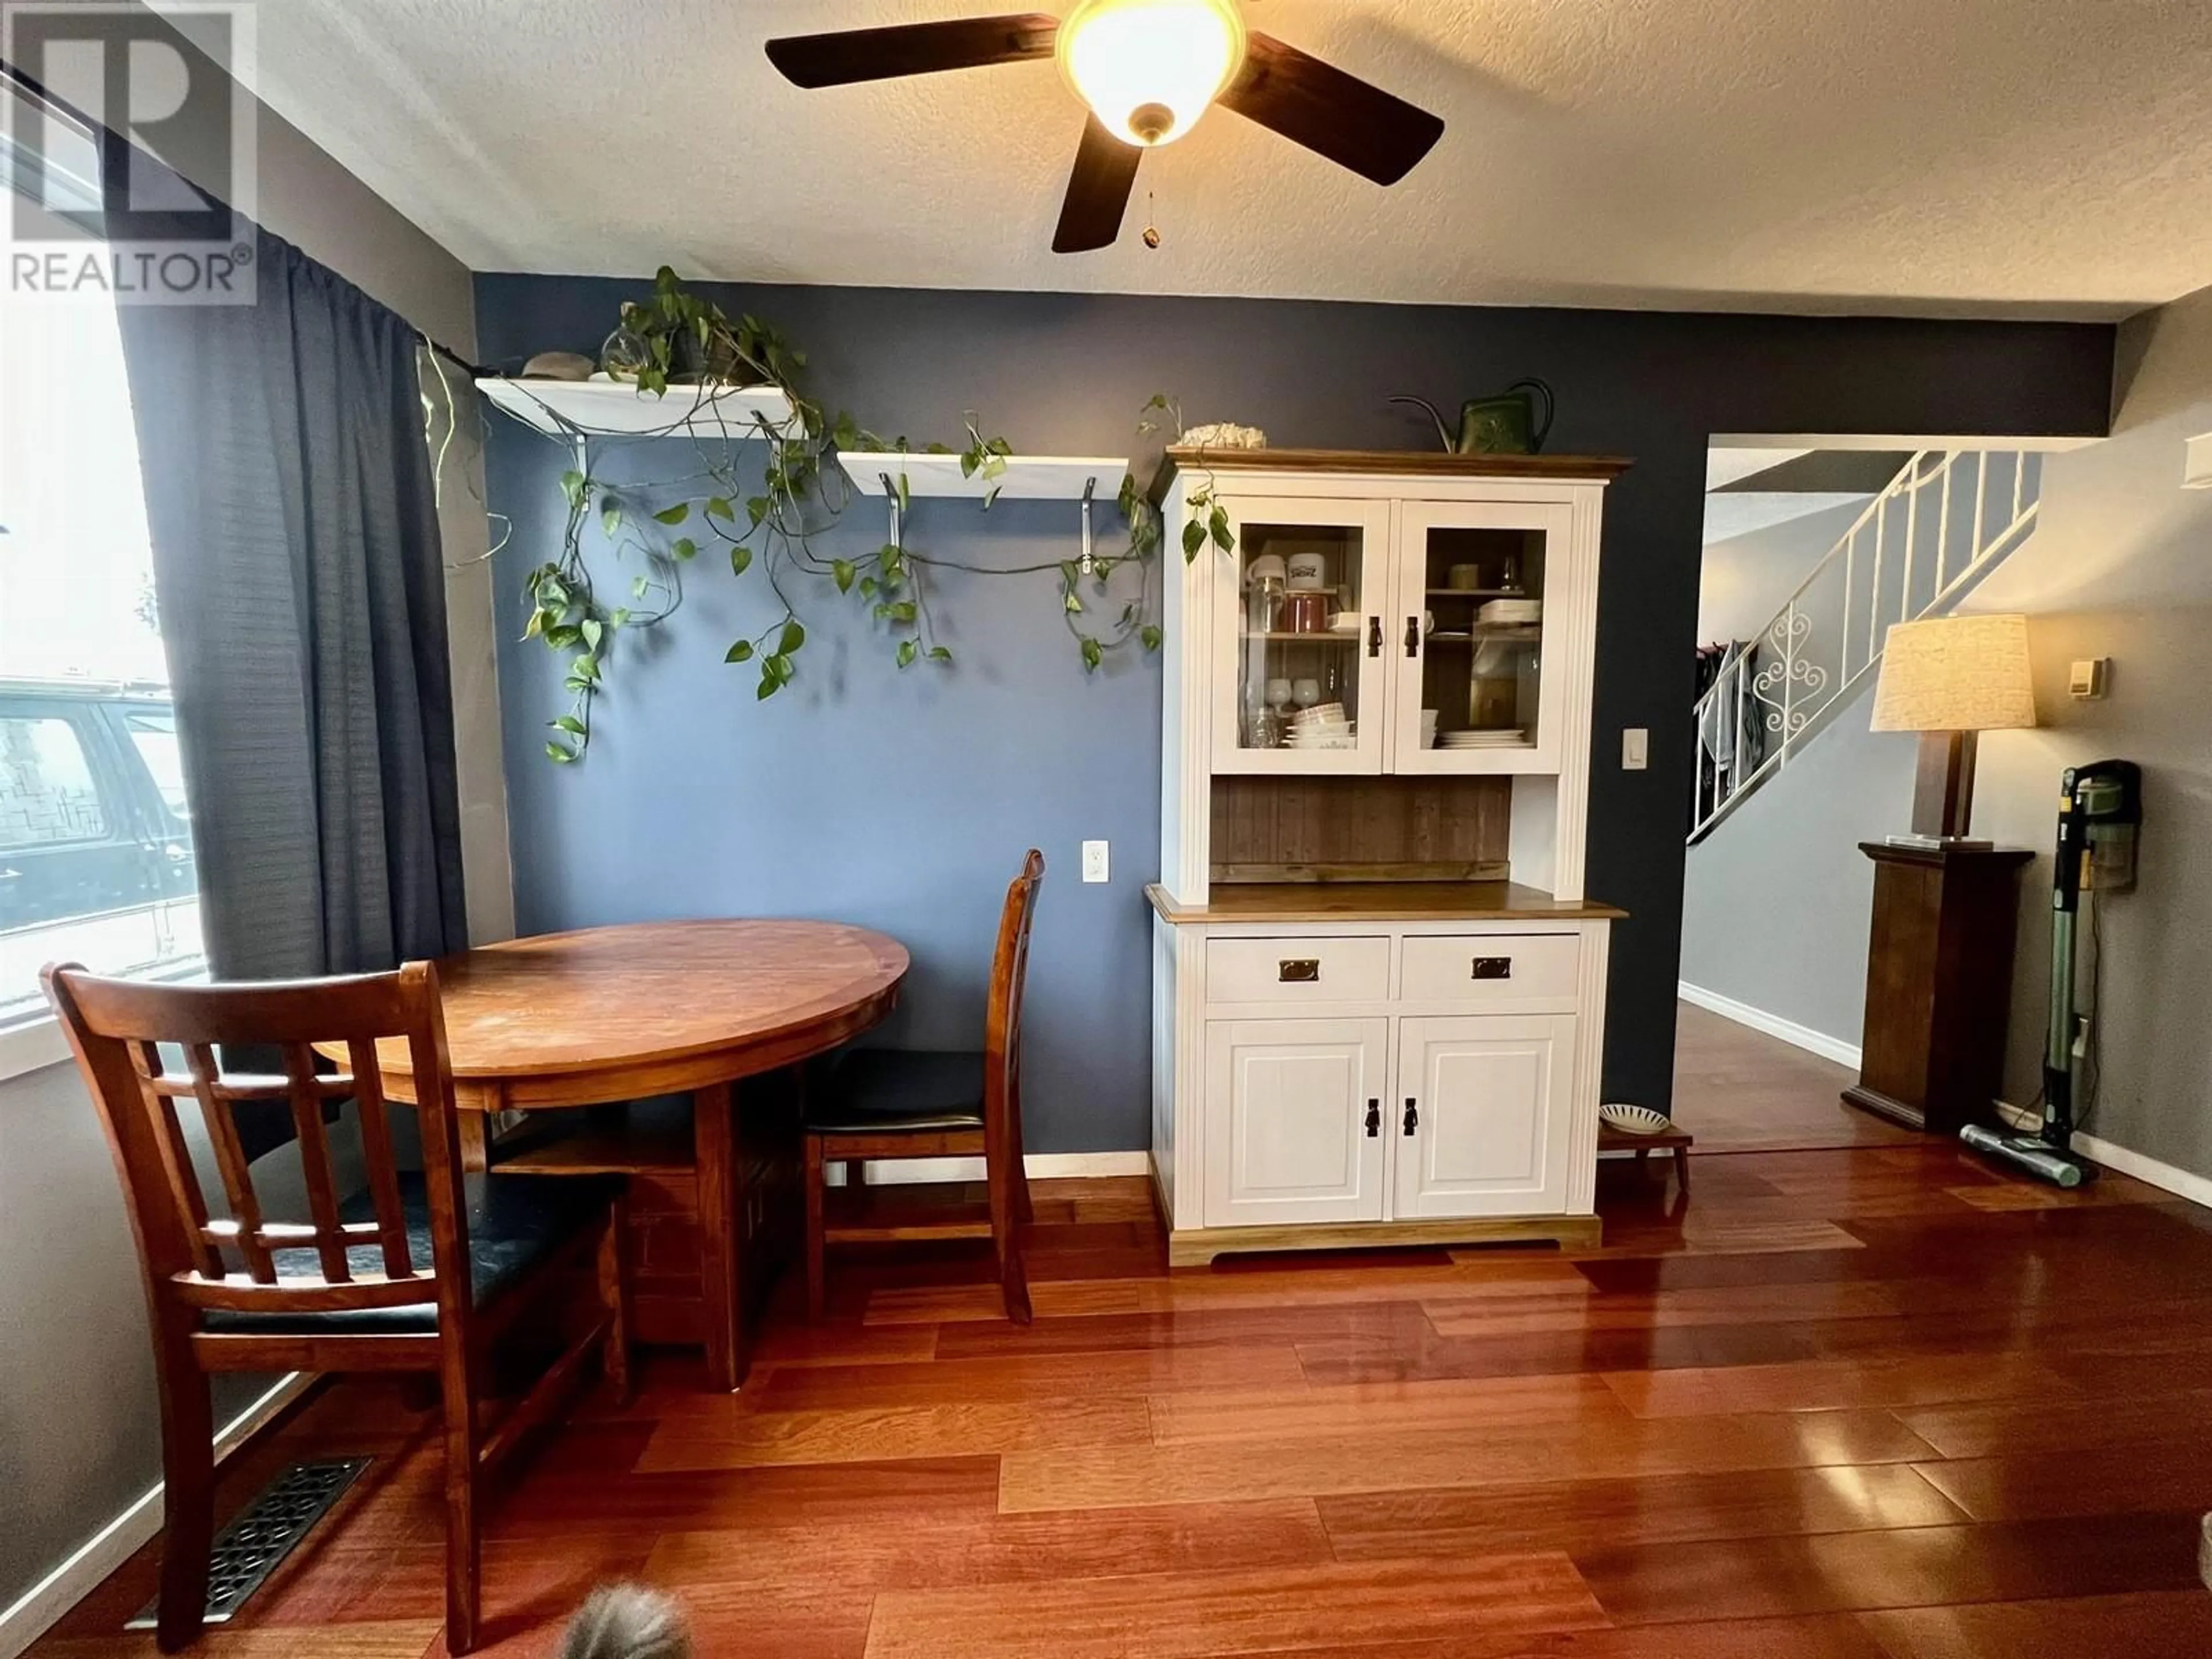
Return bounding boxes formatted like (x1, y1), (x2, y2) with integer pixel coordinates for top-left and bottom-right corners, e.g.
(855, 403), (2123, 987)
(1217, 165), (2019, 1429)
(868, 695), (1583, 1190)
(478, 375), (795, 439)
(836, 452), (1129, 502)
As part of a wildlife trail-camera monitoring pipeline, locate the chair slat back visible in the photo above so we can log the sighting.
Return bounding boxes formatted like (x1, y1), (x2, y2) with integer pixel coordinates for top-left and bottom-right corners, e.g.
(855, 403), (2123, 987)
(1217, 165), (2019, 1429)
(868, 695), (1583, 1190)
(42, 962), (472, 1324)
(984, 850), (1047, 1120)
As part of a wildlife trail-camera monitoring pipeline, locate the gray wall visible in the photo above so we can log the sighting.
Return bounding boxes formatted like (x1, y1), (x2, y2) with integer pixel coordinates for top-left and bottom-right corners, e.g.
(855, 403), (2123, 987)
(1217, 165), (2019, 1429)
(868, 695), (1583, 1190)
(0, 12), (501, 1622)
(1696, 497), (1873, 645)
(1677, 279), (2212, 1181)
(0, 1062), (164, 1613)
(1679, 700), (1916, 1044)
(1969, 280), (2212, 1179)
(474, 274), (2112, 1153)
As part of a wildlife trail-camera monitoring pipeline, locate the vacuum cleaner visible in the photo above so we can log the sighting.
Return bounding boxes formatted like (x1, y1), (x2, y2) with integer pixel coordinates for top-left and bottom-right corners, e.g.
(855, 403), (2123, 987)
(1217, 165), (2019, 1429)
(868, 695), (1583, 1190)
(1960, 758), (2141, 1188)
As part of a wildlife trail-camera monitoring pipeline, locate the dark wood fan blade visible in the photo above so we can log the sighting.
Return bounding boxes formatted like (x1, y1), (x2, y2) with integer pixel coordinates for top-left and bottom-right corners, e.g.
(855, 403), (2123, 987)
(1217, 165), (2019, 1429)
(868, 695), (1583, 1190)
(1052, 115), (1142, 253)
(766, 13), (1059, 89)
(1217, 32), (1444, 185)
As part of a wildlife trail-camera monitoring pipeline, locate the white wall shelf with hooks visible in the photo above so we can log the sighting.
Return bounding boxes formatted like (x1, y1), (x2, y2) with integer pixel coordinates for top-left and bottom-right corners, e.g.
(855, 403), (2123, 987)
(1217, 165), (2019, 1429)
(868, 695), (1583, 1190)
(834, 453), (1128, 501)
(477, 376), (796, 440)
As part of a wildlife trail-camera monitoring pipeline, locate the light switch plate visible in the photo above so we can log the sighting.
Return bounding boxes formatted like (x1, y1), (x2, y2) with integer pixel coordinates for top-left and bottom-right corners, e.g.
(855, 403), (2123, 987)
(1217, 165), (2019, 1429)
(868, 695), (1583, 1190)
(2185, 431), (2212, 489)
(1081, 840), (1109, 883)
(1622, 728), (1649, 770)
(2068, 658), (2110, 700)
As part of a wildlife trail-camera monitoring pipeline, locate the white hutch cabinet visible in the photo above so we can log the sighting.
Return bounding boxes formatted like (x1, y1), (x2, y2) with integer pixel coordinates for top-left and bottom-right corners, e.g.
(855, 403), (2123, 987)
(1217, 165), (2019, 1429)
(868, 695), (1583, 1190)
(1147, 448), (1628, 1265)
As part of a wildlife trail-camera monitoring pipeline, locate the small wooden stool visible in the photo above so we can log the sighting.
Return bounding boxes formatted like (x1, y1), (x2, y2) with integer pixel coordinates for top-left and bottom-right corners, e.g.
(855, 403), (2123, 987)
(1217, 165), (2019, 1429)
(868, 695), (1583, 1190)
(1600, 1120), (1693, 1192)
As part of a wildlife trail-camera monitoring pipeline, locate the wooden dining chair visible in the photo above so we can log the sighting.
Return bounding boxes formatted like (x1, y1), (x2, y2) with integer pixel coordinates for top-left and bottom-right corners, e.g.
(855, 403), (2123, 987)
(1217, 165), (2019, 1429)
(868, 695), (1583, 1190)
(802, 850), (1044, 1323)
(43, 960), (630, 1655)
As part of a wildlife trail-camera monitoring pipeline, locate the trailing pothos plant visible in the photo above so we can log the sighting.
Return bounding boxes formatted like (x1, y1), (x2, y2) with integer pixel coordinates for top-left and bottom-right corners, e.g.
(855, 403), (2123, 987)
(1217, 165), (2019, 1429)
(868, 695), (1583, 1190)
(505, 271), (1230, 762)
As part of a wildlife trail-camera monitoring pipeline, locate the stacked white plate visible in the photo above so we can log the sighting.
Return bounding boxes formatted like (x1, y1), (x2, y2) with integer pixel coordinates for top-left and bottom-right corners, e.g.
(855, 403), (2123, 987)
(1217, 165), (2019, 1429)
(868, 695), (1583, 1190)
(1478, 599), (1543, 626)
(1438, 728), (1527, 749)
(1287, 703), (1356, 750)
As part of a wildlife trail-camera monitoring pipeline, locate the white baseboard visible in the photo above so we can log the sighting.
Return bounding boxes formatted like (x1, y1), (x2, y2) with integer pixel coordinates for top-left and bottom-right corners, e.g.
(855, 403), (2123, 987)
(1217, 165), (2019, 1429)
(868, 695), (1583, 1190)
(1991, 1101), (2212, 1211)
(1679, 981), (1862, 1071)
(0, 1372), (314, 1659)
(825, 1150), (1151, 1187)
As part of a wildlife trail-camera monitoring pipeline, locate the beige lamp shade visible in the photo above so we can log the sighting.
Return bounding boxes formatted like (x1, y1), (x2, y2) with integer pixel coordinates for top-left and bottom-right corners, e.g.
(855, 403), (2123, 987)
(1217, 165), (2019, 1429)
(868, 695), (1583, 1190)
(1869, 614), (2037, 733)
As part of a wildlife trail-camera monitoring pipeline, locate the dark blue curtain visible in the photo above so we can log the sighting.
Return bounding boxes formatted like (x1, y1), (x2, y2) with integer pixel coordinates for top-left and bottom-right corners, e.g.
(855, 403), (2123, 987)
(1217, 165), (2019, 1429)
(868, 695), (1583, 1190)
(116, 230), (468, 987)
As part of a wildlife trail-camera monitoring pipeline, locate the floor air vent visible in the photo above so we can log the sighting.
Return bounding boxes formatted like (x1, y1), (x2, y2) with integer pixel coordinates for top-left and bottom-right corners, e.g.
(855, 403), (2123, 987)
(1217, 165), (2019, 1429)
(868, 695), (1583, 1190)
(127, 1457), (369, 1630)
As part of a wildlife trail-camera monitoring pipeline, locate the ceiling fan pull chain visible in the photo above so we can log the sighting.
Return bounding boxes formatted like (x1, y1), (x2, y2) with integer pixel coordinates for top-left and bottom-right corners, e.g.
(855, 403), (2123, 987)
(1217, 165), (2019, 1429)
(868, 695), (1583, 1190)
(1142, 191), (1162, 250)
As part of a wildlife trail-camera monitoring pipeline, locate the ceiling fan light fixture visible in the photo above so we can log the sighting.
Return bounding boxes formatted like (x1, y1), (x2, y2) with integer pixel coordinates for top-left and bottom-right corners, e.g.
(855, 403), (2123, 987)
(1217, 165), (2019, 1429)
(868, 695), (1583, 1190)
(1056, 0), (1246, 148)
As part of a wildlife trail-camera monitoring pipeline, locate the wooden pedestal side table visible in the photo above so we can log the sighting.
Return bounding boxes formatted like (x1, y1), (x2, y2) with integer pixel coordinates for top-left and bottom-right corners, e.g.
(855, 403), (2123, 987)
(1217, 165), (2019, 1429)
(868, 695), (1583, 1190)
(1844, 842), (2033, 1136)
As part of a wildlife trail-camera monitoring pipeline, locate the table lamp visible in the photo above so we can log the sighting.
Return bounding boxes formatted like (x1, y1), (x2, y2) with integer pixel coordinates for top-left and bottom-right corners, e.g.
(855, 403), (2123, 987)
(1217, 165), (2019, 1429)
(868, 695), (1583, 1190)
(1869, 613), (2036, 847)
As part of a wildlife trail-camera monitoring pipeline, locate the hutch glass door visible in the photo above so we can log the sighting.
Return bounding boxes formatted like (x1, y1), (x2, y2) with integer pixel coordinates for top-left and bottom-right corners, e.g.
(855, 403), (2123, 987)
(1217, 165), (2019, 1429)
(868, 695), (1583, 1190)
(1392, 501), (1574, 773)
(1210, 498), (1392, 775)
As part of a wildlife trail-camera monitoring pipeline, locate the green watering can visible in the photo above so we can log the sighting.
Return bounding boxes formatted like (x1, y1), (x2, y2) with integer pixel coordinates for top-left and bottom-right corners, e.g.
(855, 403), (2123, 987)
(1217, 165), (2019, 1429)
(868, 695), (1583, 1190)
(1391, 378), (1555, 456)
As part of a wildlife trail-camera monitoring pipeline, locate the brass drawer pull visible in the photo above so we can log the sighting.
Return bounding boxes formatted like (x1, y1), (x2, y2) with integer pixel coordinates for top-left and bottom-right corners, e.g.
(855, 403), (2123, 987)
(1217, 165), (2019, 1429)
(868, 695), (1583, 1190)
(1278, 959), (1320, 983)
(1470, 957), (1514, 980)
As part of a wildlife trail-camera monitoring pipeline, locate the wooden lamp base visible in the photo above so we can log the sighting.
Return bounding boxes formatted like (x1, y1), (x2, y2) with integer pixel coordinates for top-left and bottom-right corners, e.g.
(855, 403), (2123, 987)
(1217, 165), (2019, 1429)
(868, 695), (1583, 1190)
(1890, 729), (1991, 848)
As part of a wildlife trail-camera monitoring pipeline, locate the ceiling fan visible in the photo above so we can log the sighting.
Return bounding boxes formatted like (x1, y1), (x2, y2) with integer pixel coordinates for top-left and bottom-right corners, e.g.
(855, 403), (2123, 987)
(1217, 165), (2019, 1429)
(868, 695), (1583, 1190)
(764, 0), (1445, 253)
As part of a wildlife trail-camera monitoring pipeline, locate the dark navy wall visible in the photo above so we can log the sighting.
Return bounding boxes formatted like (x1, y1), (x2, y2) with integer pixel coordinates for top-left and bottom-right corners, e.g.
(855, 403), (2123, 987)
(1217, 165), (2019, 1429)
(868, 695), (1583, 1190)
(474, 276), (2111, 1153)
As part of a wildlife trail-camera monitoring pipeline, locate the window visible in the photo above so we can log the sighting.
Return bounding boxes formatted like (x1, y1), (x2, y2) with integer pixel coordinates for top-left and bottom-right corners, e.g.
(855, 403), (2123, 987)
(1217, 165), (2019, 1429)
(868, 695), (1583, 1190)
(1, 165), (202, 1022)
(0, 717), (107, 844)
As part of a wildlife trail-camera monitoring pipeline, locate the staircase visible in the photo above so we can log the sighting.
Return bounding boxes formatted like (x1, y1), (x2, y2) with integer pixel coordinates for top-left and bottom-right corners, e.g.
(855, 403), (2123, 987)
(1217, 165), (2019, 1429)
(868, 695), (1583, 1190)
(1690, 447), (2046, 843)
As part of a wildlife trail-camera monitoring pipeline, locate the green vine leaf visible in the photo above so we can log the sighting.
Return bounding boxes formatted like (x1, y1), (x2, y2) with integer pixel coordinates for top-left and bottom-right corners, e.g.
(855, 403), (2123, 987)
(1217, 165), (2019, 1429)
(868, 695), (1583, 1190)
(896, 638), (918, 669)
(652, 502), (690, 526)
(546, 739), (578, 763)
(559, 469), (586, 509)
(1079, 636), (1103, 672)
(929, 645), (953, 663)
(600, 498), (623, 537)
(706, 496), (734, 522)
(1141, 624), (1164, 652)
(730, 544), (752, 577)
(832, 558), (855, 593)
(1182, 518), (1206, 559)
(725, 639), (755, 664)
(778, 619), (806, 655)
(672, 537), (697, 561)
(581, 619), (604, 650)
(756, 673), (781, 701)
(550, 715), (586, 736)
(631, 575), (650, 600)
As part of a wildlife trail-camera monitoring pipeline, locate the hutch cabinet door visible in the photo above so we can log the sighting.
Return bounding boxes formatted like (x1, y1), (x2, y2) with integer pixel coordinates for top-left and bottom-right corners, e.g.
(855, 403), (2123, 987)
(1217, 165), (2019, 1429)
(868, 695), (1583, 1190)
(1391, 1014), (1576, 1218)
(1207, 497), (1396, 775)
(1203, 1017), (1389, 1227)
(1388, 500), (1577, 774)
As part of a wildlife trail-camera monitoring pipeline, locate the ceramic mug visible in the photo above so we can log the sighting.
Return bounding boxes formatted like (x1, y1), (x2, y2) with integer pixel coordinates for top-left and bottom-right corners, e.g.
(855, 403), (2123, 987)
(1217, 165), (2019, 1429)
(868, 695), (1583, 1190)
(1285, 550), (1328, 592)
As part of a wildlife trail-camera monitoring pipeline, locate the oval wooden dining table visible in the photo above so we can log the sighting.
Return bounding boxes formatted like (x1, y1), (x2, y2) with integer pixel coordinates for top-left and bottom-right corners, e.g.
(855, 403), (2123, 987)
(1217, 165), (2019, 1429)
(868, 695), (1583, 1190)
(354, 919), (908, 1391)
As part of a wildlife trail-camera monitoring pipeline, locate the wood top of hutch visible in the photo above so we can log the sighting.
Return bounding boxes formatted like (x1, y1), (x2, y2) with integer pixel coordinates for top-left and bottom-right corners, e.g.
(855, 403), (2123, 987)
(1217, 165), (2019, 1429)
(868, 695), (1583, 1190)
(1146, 881), (1626, 926)
(1160, 446), (1635, 484)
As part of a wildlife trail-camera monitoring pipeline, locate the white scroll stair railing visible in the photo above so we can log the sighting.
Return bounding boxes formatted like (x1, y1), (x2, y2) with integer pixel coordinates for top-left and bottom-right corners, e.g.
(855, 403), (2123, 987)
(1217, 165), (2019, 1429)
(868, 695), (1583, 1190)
(1690, 448), (2045, 844)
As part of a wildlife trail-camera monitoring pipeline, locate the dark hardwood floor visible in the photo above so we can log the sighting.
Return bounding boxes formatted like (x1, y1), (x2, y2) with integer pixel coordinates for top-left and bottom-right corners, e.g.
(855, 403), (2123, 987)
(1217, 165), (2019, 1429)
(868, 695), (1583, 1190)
(1672, 1001), (1922, 1153)
(33, 1144), (2212, 1656)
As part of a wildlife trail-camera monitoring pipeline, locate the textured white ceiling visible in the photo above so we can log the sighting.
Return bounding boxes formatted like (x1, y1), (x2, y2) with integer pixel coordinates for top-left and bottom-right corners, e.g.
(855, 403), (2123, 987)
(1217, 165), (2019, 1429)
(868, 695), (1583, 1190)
(241, 0), (2212, 317)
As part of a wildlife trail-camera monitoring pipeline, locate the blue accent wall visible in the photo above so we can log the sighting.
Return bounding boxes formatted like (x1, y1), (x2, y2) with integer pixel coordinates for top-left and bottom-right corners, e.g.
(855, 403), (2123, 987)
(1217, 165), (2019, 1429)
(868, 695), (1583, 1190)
(474, 276), (2111, 1153)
